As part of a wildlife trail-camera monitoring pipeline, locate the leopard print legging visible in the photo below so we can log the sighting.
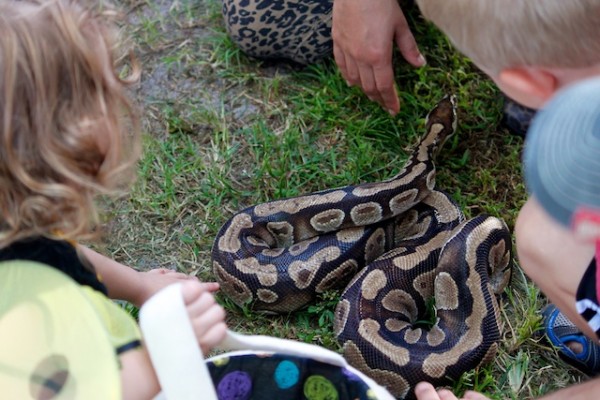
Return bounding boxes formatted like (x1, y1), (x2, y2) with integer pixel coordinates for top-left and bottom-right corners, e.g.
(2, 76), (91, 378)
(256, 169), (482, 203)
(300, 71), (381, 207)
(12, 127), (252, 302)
(221, 0), (333, 65)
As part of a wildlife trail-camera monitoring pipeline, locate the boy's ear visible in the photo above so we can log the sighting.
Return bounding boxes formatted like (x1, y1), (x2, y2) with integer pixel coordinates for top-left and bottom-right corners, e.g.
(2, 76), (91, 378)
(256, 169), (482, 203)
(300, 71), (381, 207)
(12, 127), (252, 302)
(498, 67), (558, 105)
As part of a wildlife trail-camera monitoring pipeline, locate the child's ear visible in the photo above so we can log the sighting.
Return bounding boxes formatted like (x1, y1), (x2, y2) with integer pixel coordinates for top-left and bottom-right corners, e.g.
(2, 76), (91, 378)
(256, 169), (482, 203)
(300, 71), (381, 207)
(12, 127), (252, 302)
(498, 67), (558, 106)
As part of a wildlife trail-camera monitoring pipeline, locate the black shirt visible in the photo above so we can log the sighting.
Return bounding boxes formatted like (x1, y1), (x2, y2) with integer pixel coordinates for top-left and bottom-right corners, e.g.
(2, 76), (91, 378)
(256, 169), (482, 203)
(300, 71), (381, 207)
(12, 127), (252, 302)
(0, 236), (108, 295)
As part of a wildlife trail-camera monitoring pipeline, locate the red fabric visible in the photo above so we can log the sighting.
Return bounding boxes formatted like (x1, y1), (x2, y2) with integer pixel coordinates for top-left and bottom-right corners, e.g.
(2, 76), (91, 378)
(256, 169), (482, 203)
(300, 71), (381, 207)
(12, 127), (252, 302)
(596, 241), (600, 303)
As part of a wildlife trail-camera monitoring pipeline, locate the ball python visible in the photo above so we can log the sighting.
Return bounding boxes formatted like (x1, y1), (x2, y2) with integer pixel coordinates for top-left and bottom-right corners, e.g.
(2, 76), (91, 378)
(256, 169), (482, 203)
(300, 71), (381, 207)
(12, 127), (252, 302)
(211, 95), (513, 399)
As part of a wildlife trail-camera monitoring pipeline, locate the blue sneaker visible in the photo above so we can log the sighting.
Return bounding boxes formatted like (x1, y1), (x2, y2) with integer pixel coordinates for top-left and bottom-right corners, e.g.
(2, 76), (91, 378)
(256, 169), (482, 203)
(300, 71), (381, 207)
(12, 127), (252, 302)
(501, 96), (537, 137)
(541, 304), (600, 376)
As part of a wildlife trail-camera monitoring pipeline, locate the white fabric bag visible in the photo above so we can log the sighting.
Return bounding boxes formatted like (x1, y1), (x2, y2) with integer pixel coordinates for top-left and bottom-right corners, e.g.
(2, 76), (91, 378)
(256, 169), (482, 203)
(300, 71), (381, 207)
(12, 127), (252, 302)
(140, 283), (395, 400)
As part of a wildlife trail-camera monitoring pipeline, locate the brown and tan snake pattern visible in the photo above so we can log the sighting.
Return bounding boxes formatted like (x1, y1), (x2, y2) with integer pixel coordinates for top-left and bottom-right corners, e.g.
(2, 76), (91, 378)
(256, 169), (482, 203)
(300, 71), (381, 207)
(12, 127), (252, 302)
(212, 96), (513, 399)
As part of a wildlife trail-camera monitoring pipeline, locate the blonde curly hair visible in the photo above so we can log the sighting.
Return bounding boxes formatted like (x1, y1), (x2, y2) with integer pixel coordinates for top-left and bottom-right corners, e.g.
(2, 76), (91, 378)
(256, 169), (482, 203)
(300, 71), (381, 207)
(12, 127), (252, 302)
(0, 0), (140, 247)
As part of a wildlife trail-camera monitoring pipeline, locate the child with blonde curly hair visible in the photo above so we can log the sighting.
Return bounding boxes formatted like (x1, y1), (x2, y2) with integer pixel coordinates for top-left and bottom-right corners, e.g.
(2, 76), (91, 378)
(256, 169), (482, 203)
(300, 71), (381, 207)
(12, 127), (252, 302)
(0, 1), (226, 398)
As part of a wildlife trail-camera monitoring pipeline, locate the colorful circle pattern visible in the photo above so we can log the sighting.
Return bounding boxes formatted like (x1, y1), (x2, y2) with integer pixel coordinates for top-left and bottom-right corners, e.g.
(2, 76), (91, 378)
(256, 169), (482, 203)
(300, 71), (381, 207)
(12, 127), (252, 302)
(304, 375), (338, 400)
(207, 353), (374, 400)
(216, 371), (253, 400)
(275, 360), (300, 389)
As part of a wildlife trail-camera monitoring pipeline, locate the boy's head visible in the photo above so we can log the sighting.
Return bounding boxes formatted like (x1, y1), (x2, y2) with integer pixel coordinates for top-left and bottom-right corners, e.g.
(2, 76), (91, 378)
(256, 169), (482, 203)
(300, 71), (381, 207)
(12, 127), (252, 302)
(416, 0), (600, 109)
(0, 0), (140, 246)
(523, 77), (600, 241)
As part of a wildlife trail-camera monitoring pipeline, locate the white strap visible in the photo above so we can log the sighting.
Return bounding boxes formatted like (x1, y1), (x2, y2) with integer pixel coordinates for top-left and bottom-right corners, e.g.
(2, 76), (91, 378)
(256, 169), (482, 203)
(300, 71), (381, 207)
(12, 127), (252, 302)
(139, 283), (218, 400)
(140, 283), (395, 400)
(219, 333), (395, 400)
(220, 331), (346, 367)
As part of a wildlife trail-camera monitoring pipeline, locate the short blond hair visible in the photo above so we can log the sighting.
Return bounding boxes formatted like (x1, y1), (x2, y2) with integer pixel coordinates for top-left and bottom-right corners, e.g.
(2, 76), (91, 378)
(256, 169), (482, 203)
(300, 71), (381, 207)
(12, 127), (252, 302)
(416, 0), (600, 75)
(0, 0), (140, 247)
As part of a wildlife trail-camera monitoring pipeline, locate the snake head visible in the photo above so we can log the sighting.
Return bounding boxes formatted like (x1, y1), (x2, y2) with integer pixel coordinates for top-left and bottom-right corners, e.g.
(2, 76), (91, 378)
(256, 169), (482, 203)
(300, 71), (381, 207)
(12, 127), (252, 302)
(423, 94), (458, 156)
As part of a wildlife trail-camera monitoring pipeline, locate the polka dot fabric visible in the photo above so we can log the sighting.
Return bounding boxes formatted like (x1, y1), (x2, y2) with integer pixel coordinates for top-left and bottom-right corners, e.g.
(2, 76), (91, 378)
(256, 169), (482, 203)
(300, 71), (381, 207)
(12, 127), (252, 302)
(207, 353), (378, 400)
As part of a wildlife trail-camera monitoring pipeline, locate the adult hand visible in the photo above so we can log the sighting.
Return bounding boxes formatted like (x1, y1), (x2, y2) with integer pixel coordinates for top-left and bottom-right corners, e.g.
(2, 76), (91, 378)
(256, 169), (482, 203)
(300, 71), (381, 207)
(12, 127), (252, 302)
(332, 0), (426, 115)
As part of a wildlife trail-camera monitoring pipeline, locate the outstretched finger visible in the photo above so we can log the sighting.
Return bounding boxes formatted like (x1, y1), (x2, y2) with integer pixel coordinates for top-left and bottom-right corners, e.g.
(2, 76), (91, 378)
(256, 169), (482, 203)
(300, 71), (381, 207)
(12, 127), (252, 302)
(199, 281), (220, 292)
(341, 51), (360, 86)
(333, 43), (348, 83)
(357, 63), (384, 105)
(394, 15), (426, 68)
(373, 63), (400, 115)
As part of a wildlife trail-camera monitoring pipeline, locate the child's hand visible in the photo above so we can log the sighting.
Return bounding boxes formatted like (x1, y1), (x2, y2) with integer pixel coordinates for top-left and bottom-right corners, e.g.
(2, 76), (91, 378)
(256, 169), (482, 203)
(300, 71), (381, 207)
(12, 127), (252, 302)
(181, 280), (227, 355)
(135, 268), (219, 307)
(414, 383), (491, 400)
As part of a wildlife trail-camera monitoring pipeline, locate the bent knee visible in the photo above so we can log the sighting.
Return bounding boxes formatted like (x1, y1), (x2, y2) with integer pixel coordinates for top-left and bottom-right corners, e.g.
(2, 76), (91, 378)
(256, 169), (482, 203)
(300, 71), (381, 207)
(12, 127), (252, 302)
(221, 0), (332, 64)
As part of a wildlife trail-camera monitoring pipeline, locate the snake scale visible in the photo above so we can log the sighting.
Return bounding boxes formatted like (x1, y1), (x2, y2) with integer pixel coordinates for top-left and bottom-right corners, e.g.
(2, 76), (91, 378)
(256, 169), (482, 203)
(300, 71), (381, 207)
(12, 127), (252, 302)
(212, 96), (513, 399)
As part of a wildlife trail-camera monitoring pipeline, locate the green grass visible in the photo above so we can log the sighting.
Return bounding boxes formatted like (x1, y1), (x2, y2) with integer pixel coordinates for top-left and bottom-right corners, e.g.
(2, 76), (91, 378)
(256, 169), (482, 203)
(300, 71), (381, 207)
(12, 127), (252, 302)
(103, 0), (587, 398)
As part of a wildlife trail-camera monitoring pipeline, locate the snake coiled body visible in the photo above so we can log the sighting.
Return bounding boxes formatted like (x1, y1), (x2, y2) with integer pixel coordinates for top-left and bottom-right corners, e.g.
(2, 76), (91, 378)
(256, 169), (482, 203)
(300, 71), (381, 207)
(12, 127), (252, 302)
(212, 96), (513, 399)
(335, 209), (512, 398)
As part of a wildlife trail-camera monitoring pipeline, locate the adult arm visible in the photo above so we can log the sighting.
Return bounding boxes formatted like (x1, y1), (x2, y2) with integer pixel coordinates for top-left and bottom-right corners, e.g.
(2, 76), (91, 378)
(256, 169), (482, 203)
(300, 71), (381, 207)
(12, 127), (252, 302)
(332, 0), (426, 115)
